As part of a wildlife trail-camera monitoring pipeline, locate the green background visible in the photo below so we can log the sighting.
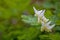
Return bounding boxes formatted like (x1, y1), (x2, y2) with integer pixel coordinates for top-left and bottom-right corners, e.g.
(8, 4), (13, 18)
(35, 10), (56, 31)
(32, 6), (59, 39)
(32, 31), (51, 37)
(0, 0), (60, 40)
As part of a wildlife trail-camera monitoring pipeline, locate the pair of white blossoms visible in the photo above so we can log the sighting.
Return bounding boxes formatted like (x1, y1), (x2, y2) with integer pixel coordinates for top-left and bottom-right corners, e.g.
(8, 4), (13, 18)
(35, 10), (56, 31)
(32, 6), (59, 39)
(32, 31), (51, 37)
(33, 7), (55, 32)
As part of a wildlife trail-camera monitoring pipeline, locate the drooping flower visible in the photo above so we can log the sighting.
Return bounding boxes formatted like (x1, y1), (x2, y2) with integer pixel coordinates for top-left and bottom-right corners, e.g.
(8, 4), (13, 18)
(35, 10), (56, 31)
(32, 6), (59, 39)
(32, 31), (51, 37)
(33, 7), (49, 23)
(33, 7), (43, 17)
(41, 21), (55, 32)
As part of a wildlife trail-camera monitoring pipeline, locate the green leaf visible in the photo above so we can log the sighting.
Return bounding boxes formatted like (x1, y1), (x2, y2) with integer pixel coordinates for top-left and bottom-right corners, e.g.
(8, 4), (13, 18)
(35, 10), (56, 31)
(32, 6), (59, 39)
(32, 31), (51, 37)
(21, 15), (40, 25)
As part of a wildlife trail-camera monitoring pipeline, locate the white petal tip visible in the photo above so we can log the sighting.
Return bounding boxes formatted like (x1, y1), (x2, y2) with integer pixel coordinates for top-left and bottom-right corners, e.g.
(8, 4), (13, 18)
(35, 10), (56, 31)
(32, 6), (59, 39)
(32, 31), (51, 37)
(33, 6), (36, 10)
(50, 24), (55, 29)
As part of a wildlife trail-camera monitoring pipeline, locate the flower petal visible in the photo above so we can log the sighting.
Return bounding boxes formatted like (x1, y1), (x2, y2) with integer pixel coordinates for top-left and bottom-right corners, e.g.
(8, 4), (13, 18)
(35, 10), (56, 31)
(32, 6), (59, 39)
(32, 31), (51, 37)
(41, 10), (45, 16)
(33, 7), (37, 14)
(42, 16), (49, 22)
(47, 21), (51, 25)
(50, 24), (55, 29)
(47, 24), (55, 29)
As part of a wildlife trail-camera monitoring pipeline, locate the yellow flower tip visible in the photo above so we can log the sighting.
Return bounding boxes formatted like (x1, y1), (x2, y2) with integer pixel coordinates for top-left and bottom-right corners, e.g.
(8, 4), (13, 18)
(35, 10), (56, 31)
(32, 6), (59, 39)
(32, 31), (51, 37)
(40, 26), (52, 32)
(41, 26), (46, 32)
(45, 29), (52, 32)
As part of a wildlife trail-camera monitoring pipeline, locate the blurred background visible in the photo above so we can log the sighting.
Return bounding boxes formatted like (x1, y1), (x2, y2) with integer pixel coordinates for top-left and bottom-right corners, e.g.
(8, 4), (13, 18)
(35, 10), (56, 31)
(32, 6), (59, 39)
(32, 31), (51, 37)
(0, 0), (60, 40)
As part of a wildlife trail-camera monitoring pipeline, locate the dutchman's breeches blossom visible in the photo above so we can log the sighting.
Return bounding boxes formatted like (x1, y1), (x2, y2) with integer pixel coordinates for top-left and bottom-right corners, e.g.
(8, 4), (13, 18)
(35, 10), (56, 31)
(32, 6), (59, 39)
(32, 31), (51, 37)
(41, 21), (55, 32)
(33, 7), (55, 32)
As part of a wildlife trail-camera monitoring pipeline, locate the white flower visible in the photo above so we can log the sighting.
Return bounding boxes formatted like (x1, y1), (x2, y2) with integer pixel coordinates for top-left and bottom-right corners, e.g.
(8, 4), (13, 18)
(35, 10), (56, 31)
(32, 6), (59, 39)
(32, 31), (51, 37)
(33, 7), (49, 23)
(41, 21), (55, 32)
(33, 6), (44, 17)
